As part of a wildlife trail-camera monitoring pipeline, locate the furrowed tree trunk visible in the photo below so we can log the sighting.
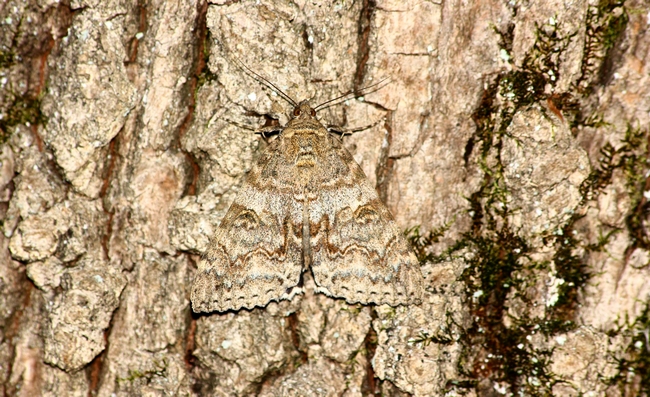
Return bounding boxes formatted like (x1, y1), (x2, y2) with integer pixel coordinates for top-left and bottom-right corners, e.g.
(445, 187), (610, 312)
(1, 0), (648, 396)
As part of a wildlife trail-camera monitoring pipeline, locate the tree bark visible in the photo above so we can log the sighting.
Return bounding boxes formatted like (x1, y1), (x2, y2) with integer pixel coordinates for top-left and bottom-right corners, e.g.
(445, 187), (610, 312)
(1, 0), (648, 396)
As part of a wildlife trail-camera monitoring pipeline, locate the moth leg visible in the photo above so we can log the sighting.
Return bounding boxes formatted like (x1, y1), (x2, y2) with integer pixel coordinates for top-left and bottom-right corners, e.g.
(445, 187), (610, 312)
(221, 116), (282, 141)
(256, 125), (283, 140)
(208, 113), (254, 131)
(218, 115), (282, 138)
(326, 118), (384, 138)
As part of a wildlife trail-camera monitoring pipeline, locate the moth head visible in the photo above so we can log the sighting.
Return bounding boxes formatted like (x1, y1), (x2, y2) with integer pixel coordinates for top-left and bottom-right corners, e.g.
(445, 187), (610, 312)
(292, 101), (317, 119)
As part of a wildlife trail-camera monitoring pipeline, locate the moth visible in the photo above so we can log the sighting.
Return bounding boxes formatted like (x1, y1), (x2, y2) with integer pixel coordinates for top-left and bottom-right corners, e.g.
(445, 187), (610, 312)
(191, 69), (424, 313)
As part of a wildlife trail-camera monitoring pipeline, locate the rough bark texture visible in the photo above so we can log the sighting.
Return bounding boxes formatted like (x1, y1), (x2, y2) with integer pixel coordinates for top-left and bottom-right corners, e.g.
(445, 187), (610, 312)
(1, 0), (649, 396)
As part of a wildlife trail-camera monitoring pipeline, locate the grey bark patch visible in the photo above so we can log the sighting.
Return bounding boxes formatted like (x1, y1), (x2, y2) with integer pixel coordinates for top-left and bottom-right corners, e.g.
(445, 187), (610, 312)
(43, 258), (126, 372)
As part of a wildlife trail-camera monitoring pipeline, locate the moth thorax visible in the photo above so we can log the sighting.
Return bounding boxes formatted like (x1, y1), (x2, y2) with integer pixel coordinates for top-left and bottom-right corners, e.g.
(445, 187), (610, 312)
(288, 130), (322, 168)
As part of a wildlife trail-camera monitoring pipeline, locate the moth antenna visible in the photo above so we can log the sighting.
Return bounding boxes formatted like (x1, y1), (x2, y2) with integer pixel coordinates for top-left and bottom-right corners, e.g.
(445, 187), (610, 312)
(314, 77), (392, 112)
(233, 58), (298, 107)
